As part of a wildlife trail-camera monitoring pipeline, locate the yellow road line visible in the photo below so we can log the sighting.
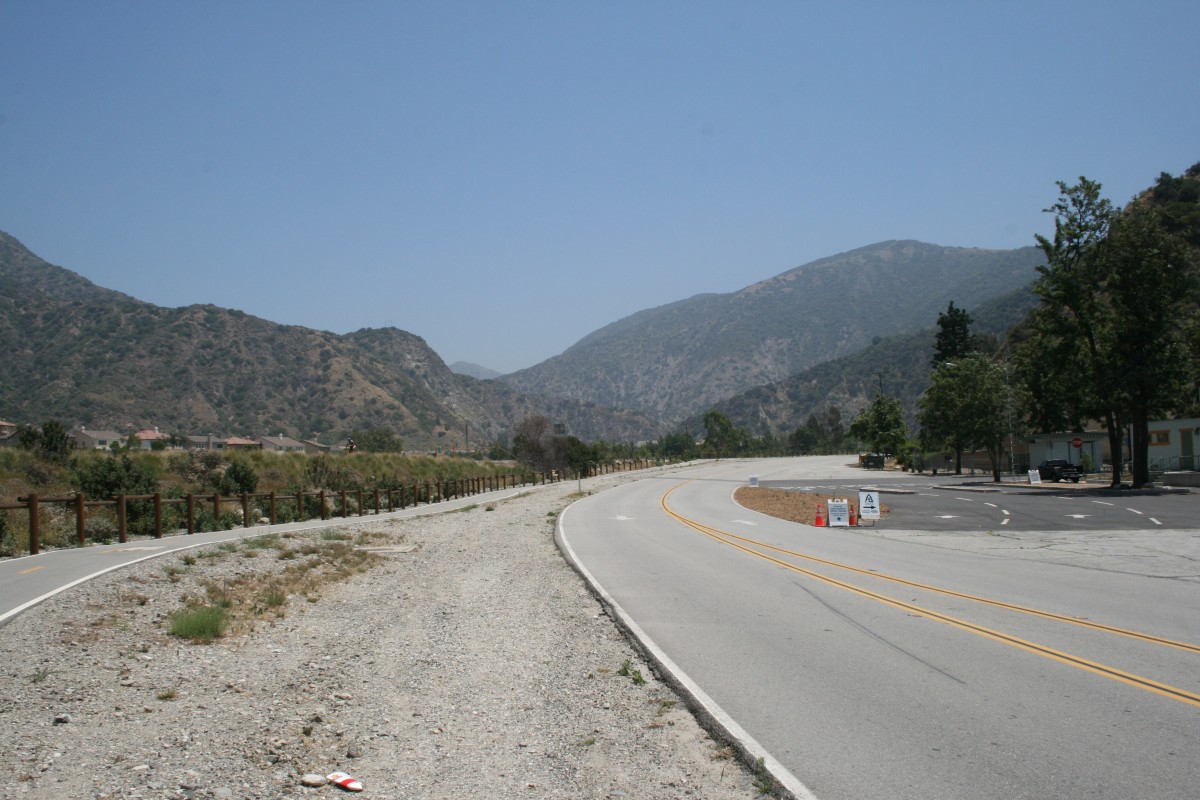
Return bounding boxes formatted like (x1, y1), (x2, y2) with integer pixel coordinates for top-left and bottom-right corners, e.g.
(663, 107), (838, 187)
(660, 483), (1200, 709)
(18, 566), (46, 575)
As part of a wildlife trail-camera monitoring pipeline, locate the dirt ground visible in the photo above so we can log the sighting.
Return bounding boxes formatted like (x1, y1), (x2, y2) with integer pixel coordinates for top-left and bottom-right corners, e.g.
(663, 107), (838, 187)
(734, 486), (889, 525)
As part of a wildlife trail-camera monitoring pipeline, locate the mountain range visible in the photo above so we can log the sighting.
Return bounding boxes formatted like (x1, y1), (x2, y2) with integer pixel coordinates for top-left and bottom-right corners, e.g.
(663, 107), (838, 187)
(0, 231), (657, 448)
(501, 241), (1043, 424)
(1, 231), (1041, 448)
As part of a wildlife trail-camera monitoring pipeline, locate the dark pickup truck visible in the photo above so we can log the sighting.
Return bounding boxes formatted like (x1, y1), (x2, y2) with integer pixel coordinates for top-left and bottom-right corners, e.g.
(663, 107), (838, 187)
(1037, 459), (1084, 483)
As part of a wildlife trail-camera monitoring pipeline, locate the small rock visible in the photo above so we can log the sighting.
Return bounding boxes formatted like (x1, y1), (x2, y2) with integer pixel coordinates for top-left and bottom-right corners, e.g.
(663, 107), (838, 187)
(300, 773), (328, 787)
(53, 714), (71, 725)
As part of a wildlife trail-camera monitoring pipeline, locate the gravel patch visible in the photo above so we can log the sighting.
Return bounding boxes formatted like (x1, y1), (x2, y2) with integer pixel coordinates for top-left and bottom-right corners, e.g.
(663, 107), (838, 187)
(0, 476), (764, 799)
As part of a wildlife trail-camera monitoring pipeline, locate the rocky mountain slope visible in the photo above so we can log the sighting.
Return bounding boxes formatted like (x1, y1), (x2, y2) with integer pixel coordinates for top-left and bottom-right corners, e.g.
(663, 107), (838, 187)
(0, 231), (658, 448)
(501, 241), (1044, 424)
(689, 283), (1038, 437)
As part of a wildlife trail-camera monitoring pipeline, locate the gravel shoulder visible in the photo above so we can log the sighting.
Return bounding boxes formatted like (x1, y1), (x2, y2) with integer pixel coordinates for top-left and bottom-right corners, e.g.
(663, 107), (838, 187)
(0, 474), (765, 800)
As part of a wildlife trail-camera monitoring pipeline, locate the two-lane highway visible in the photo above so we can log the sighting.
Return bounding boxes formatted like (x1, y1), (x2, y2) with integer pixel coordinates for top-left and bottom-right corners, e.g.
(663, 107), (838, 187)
(559, 457), (1200, 800)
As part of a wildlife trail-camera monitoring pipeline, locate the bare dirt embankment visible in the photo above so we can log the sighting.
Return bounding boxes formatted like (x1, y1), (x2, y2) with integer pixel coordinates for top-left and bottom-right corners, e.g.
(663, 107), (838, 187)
(734, 487), (889, 524)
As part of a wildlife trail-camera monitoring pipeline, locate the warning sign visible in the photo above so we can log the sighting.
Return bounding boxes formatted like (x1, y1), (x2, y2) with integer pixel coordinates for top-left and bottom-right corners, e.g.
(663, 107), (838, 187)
(858, 491), (881, 520)
(827, 498), (851, 527)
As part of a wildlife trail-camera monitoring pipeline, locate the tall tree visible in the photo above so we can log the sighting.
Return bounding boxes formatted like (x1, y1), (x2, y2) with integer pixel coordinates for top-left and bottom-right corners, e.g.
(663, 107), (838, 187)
(1095, 202), (1196, 485)
(918, 354), (1015, 481)
(513, 415), (552, 471)
(848, 394), (908, 457)
(1022, 177), (1124, 486)
(1021, 174), (1198, 487)
(702, 410), (742, 459)
(932, 302), (974, 366)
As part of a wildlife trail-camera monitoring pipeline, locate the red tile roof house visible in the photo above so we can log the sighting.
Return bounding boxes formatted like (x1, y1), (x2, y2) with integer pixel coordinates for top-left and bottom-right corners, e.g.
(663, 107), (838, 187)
(223, 436), (262, 450)
(134, 428), (172, 450)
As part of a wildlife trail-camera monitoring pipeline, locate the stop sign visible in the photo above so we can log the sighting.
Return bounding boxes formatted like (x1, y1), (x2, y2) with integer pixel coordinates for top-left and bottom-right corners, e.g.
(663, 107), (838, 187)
(1072, 436), (1083, 448)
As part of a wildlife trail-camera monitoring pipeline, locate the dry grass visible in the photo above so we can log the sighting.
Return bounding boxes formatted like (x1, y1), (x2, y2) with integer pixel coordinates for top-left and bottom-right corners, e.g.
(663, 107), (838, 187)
(734, 487), (889, 525)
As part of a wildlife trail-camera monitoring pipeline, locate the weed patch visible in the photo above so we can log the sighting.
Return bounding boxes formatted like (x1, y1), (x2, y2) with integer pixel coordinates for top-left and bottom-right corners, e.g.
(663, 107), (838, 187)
(168, 606), (228, 642)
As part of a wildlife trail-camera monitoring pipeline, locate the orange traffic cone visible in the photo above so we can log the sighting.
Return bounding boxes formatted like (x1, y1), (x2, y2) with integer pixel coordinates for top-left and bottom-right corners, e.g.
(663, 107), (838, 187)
(814, 503), (825, 527)
(849, 505), (858, 527)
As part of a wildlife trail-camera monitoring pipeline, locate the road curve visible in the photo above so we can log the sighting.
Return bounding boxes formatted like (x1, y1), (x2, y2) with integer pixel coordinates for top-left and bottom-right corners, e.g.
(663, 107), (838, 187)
(558, 457), (1200, 800)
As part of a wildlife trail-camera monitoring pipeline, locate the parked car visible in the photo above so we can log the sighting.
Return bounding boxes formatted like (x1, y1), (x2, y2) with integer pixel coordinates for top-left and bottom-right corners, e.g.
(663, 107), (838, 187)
(1037, 459), (1084, 483)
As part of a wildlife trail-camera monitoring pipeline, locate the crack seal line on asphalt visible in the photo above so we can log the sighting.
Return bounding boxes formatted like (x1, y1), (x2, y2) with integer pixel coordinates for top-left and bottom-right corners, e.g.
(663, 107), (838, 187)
(661, 483), (1200, 709)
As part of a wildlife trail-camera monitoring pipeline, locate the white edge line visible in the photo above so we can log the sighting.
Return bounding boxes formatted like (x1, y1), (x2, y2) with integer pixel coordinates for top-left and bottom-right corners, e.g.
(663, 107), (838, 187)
(557, 499), (819, 800)
(1, 488), (533, 627)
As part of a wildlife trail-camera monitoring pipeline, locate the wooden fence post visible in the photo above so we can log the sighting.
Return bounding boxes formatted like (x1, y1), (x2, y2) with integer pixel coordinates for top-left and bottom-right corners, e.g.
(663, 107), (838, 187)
(319, 490), (328, 520)
(296, 489), (305, 522)
(27, 493), (40, 555)
(269, 491), (277, 524)
(187, 494), (195, 534)
(241, 493), (251, 528)
(75, 492), (86, 546)
(154, 493), (163, 538)
(117, 494), (127, 543)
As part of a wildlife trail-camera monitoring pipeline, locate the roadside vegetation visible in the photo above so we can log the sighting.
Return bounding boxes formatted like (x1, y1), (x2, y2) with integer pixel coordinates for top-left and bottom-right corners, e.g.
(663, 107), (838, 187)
(0, 446), (529, 556)
(165, 529), (386, 642)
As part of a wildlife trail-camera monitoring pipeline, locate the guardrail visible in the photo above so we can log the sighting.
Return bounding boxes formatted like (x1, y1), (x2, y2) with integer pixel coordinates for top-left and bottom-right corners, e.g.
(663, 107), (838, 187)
(1, 459), (660, 556)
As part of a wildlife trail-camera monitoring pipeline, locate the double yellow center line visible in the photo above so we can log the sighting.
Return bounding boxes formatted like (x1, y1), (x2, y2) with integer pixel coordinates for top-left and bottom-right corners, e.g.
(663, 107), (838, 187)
(661, 483), (1200, 709)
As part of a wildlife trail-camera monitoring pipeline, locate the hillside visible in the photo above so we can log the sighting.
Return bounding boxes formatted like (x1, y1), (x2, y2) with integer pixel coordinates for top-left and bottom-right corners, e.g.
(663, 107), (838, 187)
(502, 241), (1045, 424)
(0, 231), (659, 448)
(690, 284), (1038, 437)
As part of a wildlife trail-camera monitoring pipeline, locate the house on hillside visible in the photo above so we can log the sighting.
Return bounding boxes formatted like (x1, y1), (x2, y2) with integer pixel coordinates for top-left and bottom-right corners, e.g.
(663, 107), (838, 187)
(224, 436), (261, 451)
(0, 420), (18, 449)
(302, 439), (330, 454)
(183, 435), (227, 451)
(134, 428), (172, 450)
(71, 428), (126, 451)
(258, 435), (306, 453)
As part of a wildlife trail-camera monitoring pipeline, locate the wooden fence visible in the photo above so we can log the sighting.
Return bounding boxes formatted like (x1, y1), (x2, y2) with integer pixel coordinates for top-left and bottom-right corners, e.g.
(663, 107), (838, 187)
(1, 459), (657, 556)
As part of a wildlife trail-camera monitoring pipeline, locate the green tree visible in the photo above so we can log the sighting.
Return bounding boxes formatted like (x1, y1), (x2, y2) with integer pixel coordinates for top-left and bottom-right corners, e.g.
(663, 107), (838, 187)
(216, 459), (259, 495)
(848, 395), (908, 457)
(918, 354), (1014, 480)
(787, 424), (818, 454)
(702, 410), (743, 459)
(932, 302), (974, 366)
(72, 453), (157, 498)
(17, 420), (74, 463)
(656, 432), (697, 460)
(1021, 176), (1197, 486)
(1021, 177), (1124, 485)
(513, 415), (552, 471)
(1095, 202), (1196, 485)
(562, 436), (599, 478)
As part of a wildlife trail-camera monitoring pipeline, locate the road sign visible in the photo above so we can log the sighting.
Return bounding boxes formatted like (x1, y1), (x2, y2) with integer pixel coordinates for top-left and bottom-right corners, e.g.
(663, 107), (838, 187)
(1072, 436), (1083, 448)
(827, 498), (850, 527)
(858, 491), (881, 520)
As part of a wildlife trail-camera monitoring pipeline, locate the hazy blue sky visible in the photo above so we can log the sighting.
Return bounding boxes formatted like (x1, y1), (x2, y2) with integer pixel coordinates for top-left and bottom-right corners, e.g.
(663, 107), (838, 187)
(2, 2), (1197, 374)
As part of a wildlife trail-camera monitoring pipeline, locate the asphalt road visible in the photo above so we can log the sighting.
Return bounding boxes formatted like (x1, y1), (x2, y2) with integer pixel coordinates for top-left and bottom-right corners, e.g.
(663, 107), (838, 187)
(559, 457), (1200, 800)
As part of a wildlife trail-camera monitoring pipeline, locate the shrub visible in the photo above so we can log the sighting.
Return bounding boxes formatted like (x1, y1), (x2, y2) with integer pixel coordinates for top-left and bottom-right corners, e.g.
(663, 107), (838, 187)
(217, 460), (258, 495)
(168, 606), (228, 641)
